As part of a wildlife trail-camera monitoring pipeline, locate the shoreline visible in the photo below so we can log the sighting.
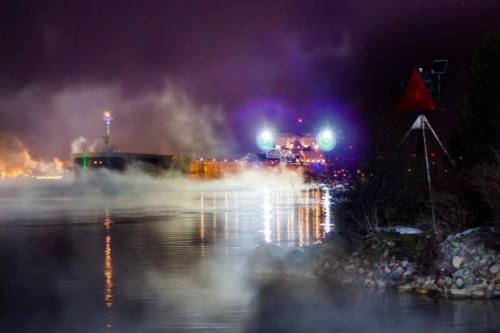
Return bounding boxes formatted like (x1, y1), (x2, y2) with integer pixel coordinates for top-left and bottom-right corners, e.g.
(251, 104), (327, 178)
(249, 227), (500, 299)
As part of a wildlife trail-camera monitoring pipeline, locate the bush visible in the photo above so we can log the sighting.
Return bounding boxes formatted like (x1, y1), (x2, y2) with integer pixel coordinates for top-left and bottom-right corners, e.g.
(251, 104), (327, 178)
(470, 149), (500, 224)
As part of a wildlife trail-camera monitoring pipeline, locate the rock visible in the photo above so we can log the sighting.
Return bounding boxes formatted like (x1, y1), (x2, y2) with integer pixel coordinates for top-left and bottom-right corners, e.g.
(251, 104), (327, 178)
(456, 277), (464, 288)
(450, 288), (468, 298)
(452, 256), (464, 269)
(345, 264), (356, 272)
(340, 278), (355, 284)
(416, 276), (426, 285)
(471, 290), (485, 298)
(394, 266), (405, 278)
(473, 278), (488, 289)
(453, 269), (465, 279)
(323, 262), (330, 269)
(444, 277), (453, 286)
(376, 279), (386, 289)
(364, 278), (375, 288)
(398, 284), (413, 293)
(479, 267), (489, 275)
(406, 262), (416, 272)
(489, 264), (500, 274)
(387, 266), (405, 281)
(423, 279), (436, 289)
(415, 288), (429, 295)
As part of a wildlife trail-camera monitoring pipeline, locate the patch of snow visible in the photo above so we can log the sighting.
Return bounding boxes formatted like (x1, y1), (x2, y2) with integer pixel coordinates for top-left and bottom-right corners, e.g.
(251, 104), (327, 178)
(379, 226), (423, 235)
(455, 227), (481, 237)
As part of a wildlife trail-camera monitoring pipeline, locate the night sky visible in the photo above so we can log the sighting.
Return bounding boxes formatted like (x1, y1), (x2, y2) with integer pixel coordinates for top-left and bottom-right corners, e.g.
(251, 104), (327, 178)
(1, 0), (499, 159)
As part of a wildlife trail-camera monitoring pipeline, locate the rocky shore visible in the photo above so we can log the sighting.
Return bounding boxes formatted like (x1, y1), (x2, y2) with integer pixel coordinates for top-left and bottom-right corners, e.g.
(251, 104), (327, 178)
(249, 227), (500, 299)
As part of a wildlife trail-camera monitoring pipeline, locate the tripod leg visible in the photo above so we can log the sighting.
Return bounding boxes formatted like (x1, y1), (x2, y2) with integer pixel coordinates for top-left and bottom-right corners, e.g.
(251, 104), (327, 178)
(383, 126), (413, 169)
(422, 122), (438, 236)
(424, 117), (457, 168)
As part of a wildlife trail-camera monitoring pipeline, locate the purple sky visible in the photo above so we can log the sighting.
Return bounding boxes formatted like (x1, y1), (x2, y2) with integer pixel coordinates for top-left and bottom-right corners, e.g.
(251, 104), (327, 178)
(0, 0), (499, 159)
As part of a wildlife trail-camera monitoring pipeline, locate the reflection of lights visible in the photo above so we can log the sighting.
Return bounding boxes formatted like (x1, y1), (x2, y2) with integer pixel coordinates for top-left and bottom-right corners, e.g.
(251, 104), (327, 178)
(262, 189), (272, 243)
(103, 208), (113, 329)
(35, 175), (63, 180)
(200, 193), (205, 256)
(298, 207), (304, 247)
(224, 192), (229, 241)
(314, 189), (321, 240)
(234, 192), (239, 239)
(212, 192), (217, 241)
(321, 186), (333, 235)
(305, 191), (310, 246)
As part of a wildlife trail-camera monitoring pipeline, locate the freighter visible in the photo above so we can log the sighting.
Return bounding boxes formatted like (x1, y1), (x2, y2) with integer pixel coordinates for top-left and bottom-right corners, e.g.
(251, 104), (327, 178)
(72, 112), (176, 175)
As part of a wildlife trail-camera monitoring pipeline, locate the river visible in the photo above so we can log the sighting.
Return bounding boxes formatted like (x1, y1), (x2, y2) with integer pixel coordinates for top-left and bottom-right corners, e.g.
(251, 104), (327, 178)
(0, 173), (499, 332)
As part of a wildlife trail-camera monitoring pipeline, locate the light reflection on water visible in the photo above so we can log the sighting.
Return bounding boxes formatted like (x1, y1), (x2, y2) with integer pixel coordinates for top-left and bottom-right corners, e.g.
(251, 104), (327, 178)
(1, 184), (499, 333)
(103, 208), (113, 329)
(82, 186), (331, 332)
(195, 187), (332, 251)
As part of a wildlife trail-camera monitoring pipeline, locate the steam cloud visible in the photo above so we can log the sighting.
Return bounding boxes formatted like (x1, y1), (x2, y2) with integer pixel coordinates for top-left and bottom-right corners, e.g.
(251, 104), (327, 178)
(0, 81), (231, 161)
(0, 132), (64, 177)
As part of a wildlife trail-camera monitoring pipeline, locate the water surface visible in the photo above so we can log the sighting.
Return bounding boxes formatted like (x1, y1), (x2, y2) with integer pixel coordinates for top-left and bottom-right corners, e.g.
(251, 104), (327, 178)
(0, 178), (498, 332)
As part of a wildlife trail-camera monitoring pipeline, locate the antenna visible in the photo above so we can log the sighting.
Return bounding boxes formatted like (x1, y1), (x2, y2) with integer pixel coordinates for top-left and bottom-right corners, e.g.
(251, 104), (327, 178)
(103, 111), (113, 150)
(431, 59), (448, 108)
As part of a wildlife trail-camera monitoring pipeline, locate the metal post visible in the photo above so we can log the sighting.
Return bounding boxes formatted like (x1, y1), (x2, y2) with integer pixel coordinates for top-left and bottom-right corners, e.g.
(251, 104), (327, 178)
(424, 116), (457, 168)
(383, 126), (413, 169)
(421, 116), (437, 236)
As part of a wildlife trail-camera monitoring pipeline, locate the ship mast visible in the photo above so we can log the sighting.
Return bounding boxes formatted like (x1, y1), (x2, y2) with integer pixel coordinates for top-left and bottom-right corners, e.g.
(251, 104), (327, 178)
(103, 111), (113, 152)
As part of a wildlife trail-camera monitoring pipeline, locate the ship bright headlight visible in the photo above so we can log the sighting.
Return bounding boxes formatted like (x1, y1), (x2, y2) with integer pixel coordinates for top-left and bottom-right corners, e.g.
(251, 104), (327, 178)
(256, 129), (275, 151)
(316, 129), (336, 151)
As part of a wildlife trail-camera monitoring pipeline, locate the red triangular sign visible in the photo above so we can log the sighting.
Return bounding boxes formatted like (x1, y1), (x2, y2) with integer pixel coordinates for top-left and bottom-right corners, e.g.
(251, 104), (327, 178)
(397, 69), (436, 112)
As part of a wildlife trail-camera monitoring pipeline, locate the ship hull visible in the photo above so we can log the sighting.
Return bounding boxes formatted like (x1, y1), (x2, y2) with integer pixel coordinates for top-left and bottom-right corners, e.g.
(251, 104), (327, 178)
(73, 152), (176, 176)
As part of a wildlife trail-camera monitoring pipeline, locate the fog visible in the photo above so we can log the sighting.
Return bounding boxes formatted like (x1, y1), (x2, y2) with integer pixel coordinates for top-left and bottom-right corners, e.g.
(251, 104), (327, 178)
(0, 167), (310, 228)
(0, 81), (232, 164)
(1, 170), (499, 332)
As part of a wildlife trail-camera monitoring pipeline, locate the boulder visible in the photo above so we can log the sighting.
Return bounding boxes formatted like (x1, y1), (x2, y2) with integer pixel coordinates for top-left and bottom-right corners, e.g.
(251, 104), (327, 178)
(452, 256), (464, 269)
(444, 276), (453, 286)
(450, 288), (468, 298)
(471, 290), (485, 298)
(415, 287), (429, 295)
(364, 278), (375, 288)
(376, 279), (386, 289)
(398, 284), (413, 293)
(344, 264), (356, 272)
(422, 279), (436, 290)
(453, 269), (465, 279)
(489, 264), (500, 274)
(456, 277), (464, 288)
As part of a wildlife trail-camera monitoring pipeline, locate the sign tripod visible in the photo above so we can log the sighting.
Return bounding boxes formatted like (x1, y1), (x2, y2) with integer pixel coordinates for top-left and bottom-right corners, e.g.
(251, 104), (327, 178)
(386, 114), (456, 236)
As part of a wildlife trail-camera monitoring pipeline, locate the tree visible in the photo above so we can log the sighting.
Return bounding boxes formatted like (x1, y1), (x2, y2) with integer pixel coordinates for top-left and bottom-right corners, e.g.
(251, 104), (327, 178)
(456, 29), (500, 167)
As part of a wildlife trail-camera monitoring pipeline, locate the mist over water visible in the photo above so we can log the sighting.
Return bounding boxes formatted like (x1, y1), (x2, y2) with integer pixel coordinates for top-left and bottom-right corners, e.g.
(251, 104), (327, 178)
(0, 170), (499, 332)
